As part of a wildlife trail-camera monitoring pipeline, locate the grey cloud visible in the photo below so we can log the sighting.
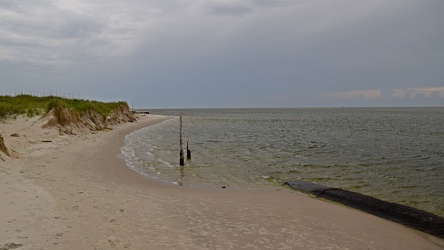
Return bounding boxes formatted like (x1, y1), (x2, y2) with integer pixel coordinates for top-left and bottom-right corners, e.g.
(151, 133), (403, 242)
(0, 0), (51, 10)
(0, 0), (146, 66)
(57, 18), (103, 38)
(204, 0), (301, 17)
(206, 3), (252, 16)
(1, 0), (443, 108)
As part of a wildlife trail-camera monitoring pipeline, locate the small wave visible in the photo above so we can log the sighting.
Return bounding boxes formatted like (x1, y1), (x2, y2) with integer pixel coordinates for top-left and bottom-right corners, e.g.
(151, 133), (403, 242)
(158, 158), (175, 168)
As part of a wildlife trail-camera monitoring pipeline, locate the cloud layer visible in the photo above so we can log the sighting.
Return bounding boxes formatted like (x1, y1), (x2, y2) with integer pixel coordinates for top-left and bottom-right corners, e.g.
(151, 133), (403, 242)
(1, 0), (443, 107)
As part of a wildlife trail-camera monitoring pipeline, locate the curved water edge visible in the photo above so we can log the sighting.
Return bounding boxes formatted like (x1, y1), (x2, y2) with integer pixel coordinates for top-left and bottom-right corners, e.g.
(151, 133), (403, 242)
(120, 108), (444, 217)
(120, 116), (178, 184)
(285, 180), (444, 239)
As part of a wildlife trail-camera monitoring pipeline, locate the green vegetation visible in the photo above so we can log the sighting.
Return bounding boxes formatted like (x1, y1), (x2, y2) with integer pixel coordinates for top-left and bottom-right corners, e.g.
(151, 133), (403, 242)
(0, 95), (128, 120)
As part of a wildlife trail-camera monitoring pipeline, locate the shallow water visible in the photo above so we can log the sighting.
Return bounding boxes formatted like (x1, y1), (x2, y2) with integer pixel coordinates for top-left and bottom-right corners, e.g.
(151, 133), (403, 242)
(121, 108), (444, 217)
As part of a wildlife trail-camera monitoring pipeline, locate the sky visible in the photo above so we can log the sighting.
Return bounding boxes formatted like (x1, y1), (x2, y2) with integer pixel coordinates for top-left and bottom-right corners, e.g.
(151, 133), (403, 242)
(1, 0), (443, 108)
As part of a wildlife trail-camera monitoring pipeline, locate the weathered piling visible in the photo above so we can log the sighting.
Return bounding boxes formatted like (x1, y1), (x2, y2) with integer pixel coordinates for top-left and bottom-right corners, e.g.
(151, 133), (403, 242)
(187, 141), (191, 160)
(179, 113), (184, 166)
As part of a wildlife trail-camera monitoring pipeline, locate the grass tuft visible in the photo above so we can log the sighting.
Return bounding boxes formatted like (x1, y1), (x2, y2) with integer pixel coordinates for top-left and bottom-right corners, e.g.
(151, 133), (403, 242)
(0, 95), (129, 120)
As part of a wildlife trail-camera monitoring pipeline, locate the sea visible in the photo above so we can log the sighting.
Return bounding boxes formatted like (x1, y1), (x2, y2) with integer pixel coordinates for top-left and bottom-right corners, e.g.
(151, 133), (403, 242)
(120, 108), (444, 217)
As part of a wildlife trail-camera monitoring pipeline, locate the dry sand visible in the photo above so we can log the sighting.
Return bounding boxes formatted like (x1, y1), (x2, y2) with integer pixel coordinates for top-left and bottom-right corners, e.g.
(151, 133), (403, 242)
(1, 114), (443, 250)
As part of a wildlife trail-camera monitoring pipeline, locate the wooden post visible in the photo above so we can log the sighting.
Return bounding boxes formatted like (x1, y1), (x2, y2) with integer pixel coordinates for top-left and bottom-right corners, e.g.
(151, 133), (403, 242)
(179, 113), (184, 166)
(187, 141), (191, 160)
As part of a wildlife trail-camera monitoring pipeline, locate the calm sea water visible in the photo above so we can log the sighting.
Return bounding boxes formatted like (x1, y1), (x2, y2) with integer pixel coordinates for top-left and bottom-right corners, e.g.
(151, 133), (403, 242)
(121, 108), (444, 217)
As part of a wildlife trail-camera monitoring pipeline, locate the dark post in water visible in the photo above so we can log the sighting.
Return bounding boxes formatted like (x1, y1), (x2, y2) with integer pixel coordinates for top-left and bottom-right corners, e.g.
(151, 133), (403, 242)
(187, 141), (191, 160)
(179, 113), (184, 166)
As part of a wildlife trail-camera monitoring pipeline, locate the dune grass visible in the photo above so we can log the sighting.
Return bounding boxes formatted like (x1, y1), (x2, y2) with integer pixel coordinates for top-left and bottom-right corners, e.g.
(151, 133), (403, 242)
(0, 95), (128, 120)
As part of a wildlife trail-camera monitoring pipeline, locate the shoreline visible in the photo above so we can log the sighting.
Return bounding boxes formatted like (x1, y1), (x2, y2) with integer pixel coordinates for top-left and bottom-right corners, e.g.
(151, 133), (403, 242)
(136, 108), (444, 219)
(285, 180), (444, 238)
(1, 115), (443, 249)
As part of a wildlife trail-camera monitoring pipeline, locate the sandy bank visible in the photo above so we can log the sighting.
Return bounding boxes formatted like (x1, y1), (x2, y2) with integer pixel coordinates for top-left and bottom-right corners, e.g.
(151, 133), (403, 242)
(1, 115), (443, 249)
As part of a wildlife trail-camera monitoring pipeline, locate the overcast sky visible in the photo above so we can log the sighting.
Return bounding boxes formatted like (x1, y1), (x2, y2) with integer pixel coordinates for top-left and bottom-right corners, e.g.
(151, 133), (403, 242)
(1, 0), (443, 108)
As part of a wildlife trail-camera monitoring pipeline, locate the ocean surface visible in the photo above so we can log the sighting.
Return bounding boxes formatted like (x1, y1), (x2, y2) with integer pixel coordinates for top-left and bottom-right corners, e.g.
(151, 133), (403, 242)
(120, 108), (444, 217)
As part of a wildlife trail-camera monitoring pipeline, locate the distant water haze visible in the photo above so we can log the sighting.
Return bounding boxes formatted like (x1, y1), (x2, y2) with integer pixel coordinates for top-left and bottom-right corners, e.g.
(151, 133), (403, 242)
(121, 108), (444, 217)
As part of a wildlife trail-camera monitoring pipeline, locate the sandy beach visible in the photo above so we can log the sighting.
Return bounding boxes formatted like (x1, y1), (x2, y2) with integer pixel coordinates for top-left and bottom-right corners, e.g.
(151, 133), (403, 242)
(1, 115), (443, 250)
